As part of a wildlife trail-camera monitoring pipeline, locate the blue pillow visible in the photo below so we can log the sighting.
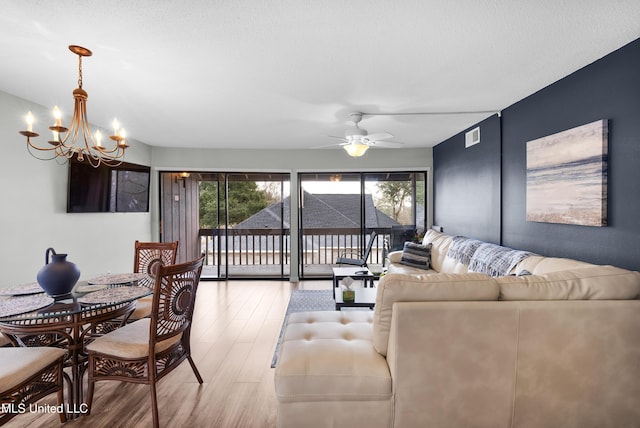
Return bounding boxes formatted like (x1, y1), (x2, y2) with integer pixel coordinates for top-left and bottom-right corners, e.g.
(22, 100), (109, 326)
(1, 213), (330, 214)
(400, 242), (432, 270)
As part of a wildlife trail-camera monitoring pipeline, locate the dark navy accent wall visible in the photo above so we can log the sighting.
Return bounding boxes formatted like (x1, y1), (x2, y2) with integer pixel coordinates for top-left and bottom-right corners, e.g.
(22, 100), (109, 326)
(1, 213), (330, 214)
(501, 38), (640, 269)
(433, 38), (640, 270)
(433, 114), (501, 243)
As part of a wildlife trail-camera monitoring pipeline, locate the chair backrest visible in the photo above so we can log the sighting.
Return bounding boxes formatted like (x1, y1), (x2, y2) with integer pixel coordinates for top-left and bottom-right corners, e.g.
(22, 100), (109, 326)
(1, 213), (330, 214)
(134, 241), (179, 288)
(362, 231), (378, 262)
(150, 256), (204, 346)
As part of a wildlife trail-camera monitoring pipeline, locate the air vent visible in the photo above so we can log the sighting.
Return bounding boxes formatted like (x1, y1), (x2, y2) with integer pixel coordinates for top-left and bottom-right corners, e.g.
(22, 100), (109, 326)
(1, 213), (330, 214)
(465, 127), (480, 148)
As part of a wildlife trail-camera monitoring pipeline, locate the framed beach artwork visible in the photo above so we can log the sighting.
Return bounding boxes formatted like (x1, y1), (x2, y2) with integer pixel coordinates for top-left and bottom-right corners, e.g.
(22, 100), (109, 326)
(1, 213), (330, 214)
(526, 119), (608, 227)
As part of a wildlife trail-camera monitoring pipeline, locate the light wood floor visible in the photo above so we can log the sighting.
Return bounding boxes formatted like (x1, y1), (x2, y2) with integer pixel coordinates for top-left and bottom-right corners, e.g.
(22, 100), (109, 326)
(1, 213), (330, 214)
(6, 279), (331, 428)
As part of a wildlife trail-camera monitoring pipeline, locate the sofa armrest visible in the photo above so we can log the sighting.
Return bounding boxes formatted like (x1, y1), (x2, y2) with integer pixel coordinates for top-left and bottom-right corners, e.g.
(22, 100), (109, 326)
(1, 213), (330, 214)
(387, 251), (403, 264)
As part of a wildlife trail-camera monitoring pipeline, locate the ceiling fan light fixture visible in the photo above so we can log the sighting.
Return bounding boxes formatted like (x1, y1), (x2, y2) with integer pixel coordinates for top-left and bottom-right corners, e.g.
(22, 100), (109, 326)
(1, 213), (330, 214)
(343, 142), (369, 157)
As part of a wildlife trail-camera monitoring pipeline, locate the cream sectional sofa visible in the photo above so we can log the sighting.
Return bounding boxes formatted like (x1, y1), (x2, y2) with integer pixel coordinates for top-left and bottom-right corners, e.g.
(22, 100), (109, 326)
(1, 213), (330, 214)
(274, 230), (640, 428)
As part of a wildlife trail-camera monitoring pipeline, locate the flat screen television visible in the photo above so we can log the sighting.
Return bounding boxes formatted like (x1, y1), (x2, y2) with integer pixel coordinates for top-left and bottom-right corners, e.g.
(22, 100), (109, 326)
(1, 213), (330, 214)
(67, 158), (151, 213)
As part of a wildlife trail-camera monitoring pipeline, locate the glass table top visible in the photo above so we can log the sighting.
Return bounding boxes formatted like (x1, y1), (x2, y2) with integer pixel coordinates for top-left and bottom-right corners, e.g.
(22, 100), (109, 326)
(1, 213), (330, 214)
(0, 280), (152, 322)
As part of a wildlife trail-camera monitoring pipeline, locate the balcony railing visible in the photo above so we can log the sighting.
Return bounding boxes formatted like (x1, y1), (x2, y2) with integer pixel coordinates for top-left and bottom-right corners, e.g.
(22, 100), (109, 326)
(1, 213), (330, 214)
(198, 227), (392, 270)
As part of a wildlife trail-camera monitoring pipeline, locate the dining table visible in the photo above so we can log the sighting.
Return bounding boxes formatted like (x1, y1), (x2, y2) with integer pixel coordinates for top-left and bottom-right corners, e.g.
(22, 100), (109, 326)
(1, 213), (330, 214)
(0, 273), (150, 418)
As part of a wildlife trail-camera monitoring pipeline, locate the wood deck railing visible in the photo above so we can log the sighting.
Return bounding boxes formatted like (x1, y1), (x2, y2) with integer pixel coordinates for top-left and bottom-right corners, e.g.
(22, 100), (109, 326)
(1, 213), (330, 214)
(198, 227), (390, 268)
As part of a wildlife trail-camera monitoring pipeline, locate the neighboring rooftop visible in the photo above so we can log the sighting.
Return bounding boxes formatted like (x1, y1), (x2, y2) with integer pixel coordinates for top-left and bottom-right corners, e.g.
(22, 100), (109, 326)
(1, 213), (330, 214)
(235, 191), (399, 229)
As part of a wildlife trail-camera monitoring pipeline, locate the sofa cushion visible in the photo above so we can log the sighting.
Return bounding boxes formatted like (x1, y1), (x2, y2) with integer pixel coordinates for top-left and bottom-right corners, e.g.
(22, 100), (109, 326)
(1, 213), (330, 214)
(373, 272), (500, 356)
(421, 229), (453, 273)
(85, 318), (182, 358)
(497, 265), (640, 300)
(400, 242), (432, 270)
(275, 311), (391, 402)
(386, 261), (438, 275)
(511, 255), (594, 275)
(0, 347), (66, 391)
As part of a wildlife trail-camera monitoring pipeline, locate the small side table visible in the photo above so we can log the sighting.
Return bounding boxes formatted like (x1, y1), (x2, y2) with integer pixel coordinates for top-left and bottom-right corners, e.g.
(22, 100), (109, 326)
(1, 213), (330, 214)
(334, 285), (377, 310)
(331, 266), (375, 299)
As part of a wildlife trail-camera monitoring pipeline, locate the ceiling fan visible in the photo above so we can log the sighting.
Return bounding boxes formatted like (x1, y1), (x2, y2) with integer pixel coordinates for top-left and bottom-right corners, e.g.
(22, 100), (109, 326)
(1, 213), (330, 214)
(321, 109), (501, 157)
(326, 112), (404, 157)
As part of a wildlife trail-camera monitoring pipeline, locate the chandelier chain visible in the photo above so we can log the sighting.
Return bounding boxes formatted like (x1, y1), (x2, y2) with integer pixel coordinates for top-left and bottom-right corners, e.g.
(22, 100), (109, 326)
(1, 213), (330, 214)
(78, 55), (83, 89)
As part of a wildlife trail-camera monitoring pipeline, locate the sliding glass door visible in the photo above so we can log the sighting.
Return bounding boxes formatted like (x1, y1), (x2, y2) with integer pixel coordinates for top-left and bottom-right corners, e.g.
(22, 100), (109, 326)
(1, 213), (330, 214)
(163, 172), (290, 279)
(223, 173), (290, 279)
(298, 171), (426, 278)
(298, 173), (363, 277)
(161, 169), (423, 279)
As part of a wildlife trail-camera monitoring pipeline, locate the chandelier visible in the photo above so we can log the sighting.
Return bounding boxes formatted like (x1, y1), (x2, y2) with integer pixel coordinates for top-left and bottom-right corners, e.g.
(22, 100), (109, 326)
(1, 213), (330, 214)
(19, 45), (128, 168)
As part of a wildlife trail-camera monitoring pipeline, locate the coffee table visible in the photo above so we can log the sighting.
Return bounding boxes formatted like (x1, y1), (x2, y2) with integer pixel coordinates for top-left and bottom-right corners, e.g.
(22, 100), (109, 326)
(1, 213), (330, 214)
(335, 285), (377, 310)
(331, 266), (375, 299)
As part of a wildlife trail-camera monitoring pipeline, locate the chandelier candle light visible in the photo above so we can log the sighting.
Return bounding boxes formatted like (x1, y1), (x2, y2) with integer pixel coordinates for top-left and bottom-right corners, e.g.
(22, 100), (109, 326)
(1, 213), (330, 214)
(19, 45), (128, 167)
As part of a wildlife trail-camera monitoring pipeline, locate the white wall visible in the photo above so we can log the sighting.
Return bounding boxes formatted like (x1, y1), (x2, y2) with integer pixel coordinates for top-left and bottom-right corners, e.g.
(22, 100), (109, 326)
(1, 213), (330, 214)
(0, 90), (153, 286)
(151, 146), (432, 171)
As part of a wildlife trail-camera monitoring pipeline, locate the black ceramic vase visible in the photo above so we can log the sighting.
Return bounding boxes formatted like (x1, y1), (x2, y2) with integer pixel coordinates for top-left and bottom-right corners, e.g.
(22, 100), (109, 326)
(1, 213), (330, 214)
(36, 247), (81, 298)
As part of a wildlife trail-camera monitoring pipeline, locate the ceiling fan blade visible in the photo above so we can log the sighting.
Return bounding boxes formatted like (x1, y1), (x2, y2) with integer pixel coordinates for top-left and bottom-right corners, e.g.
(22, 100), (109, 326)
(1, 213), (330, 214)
(313, 138), (350, 148)
(369, 141), (404, 147)
(329, 135), (349, 142)
(312, 144), (343, 149)
(366, 132), (394, 141)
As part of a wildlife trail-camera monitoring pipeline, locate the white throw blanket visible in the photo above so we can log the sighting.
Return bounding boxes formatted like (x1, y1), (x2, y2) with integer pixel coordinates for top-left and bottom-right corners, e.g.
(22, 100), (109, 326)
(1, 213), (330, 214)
(446, 236), (483, 265)
(468, 242), (535, 277)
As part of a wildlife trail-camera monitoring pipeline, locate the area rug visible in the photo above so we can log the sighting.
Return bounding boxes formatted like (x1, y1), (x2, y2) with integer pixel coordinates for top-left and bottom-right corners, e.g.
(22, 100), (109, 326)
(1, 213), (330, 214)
(270, 289), (335, 368)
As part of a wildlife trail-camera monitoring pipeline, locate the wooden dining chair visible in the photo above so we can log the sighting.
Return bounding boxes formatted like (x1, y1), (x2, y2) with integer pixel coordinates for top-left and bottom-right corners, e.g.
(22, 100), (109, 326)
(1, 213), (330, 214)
(129, 240), (179, 320)
(0, 347), (67, 425)
(85, 256), (205, 428)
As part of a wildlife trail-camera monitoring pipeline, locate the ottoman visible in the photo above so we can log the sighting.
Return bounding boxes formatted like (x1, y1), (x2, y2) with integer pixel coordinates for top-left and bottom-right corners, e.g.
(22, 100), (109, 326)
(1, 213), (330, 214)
(274, 310), (392, 428)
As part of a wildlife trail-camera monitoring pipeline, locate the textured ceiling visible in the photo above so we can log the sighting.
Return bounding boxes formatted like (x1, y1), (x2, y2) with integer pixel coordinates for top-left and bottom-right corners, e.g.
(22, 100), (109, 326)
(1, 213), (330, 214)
(1, 1), (639, 151)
